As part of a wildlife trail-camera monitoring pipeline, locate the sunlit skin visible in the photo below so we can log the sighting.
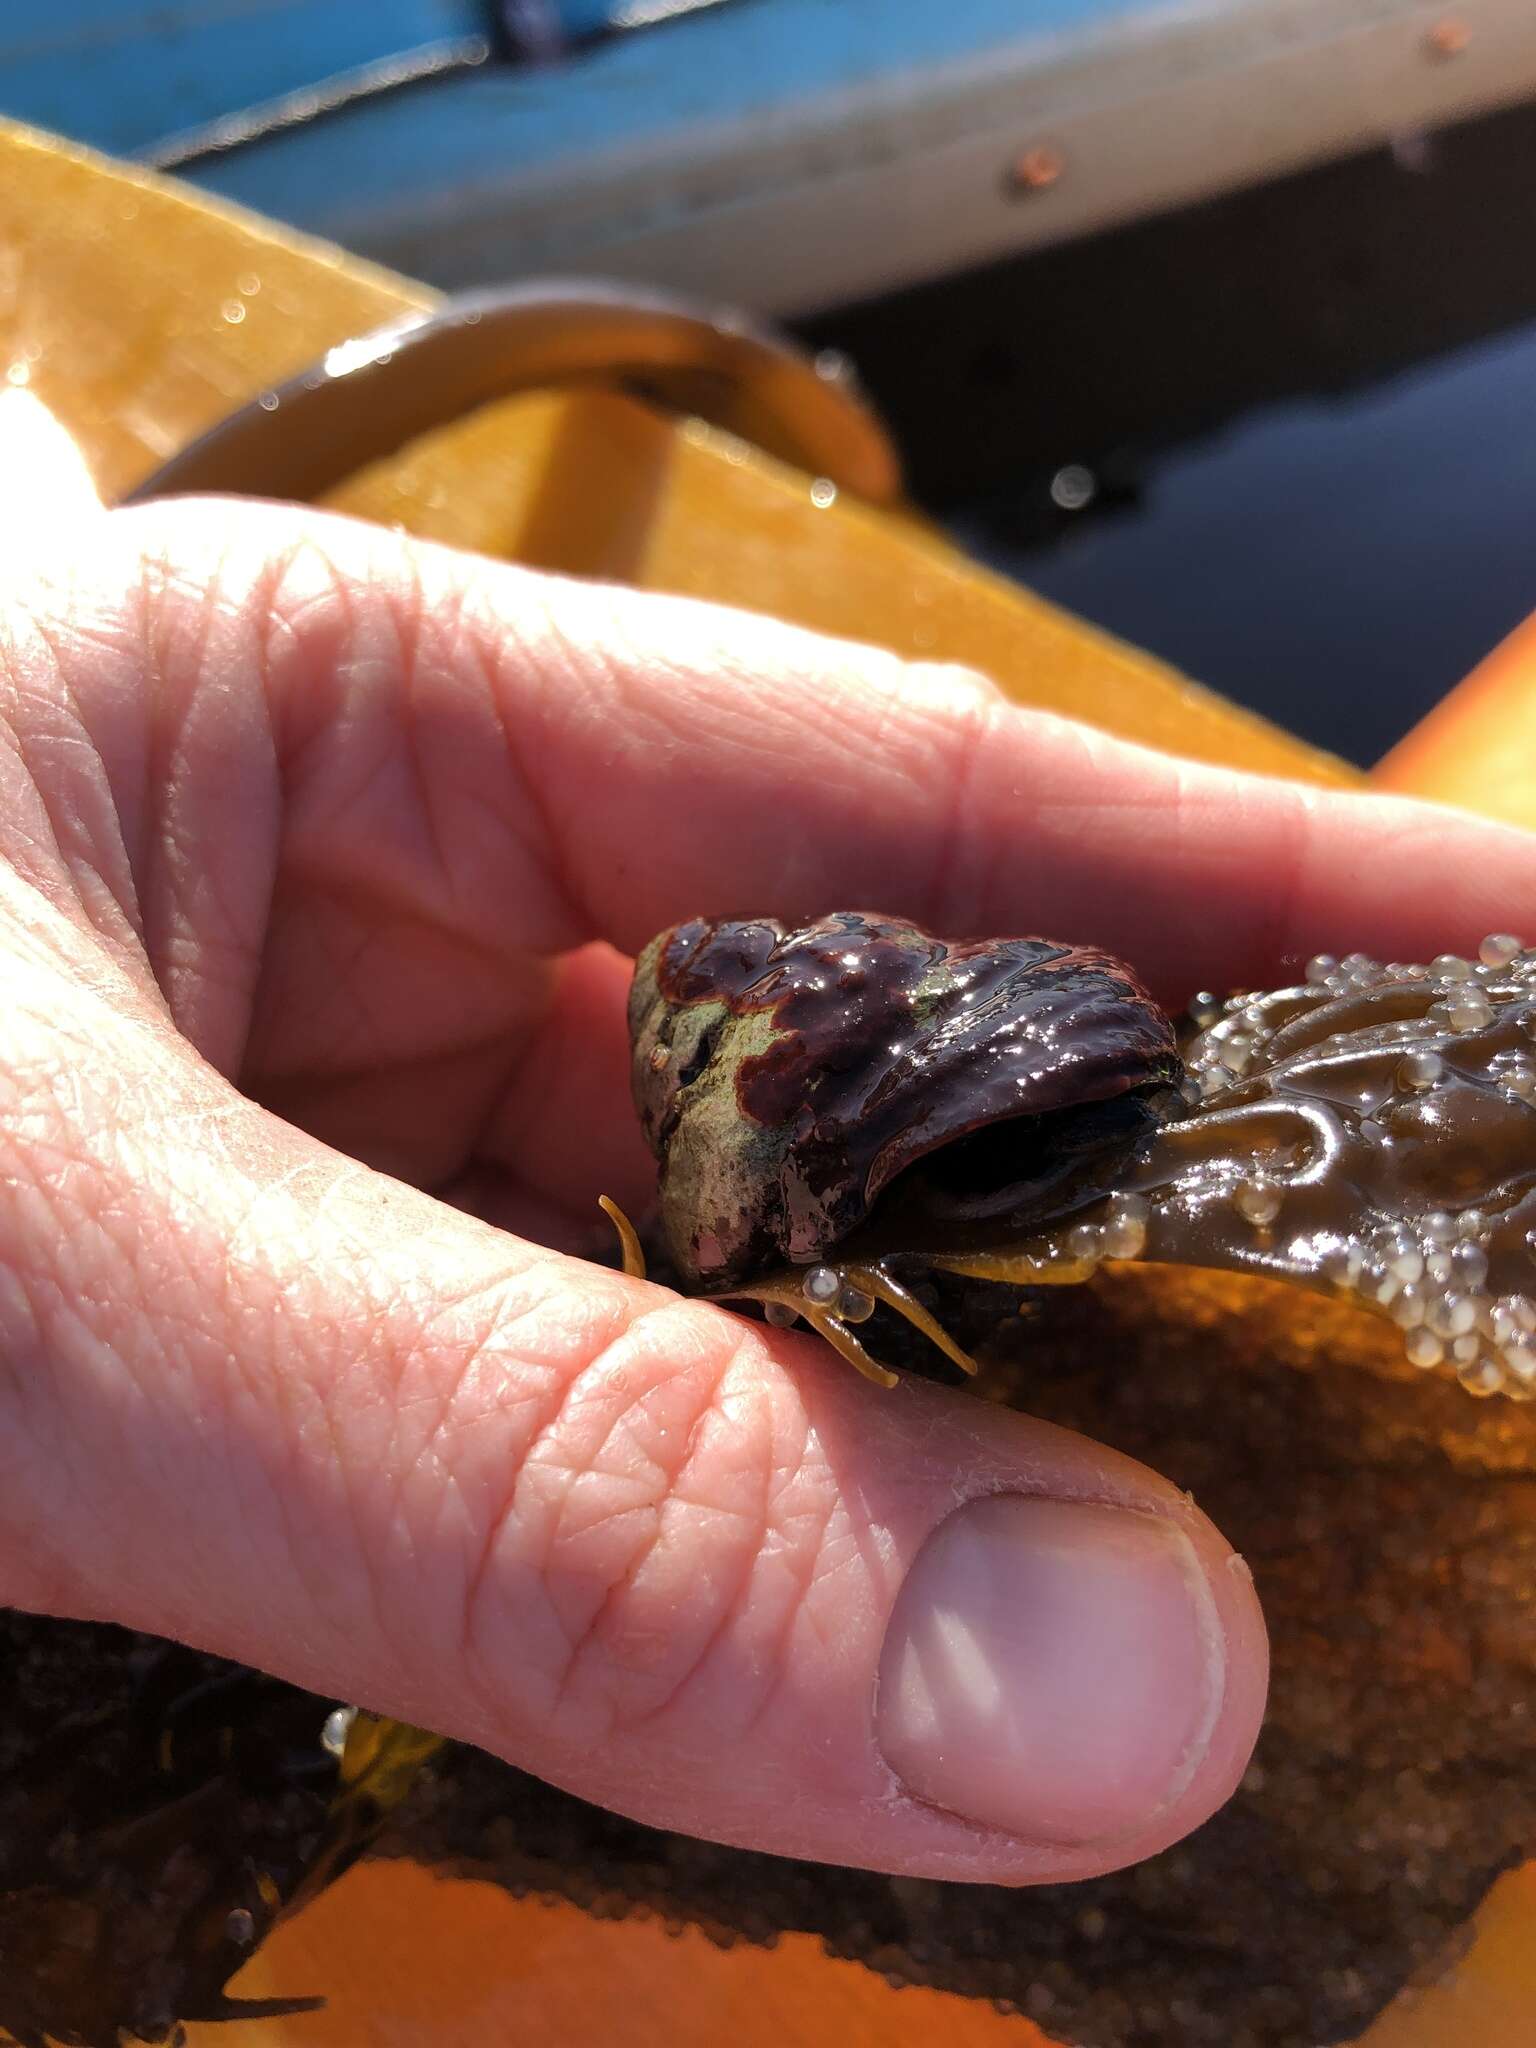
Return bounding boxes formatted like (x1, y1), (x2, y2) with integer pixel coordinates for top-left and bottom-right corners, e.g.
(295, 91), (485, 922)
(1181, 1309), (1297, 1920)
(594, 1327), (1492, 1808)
(5, 388), (1536, 1884)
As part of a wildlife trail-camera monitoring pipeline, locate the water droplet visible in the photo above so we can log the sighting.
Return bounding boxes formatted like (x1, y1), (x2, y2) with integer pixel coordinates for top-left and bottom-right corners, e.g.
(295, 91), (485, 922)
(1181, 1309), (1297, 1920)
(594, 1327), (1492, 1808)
(1451, 1241), (1489, 1288)
(1457, 1356), (1504, 1396)
(1427, 1292), (1477, 1339)
(1479, 932), (1523, 968)
(220, 300), (246, 325)
(1101, 1196), (1148, 1259)
(1234, 1177), (1281, 1225)
(836, 1283), (875, 1323)
(1326, 1244), (1365, 1289)
(802, 1266), (840, 1306)
(320, 1705), (355, 1757)
(1405, 1328), (1444, 1369)
(1446, 989), (1494, 1032)
(808, 477), (837, 509)
(1049, 464), (1096, 512)
(1391, 1284), (1427, 1328)
(1397, 1050), (1443, 1091)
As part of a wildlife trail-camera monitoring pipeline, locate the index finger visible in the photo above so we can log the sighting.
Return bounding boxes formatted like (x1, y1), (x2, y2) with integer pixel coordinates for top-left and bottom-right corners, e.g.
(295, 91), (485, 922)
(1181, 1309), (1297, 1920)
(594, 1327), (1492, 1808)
(115, 496), (1536, 1010)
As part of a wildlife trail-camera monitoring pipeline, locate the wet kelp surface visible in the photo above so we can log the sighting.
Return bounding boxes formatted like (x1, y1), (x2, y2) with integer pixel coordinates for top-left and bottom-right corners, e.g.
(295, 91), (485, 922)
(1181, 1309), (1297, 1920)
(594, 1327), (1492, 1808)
(6, 1262), (1535, 2048)
(0, 1633), (438, 2047)
(0, 1629), (336, 2047)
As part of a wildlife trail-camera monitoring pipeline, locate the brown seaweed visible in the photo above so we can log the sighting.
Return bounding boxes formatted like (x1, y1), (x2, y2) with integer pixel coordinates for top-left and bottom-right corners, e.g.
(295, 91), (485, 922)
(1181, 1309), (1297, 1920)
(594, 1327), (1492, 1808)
(0, 1635), (435, 2048)
(1009, 936), (1536, 1403)
(0, 1637), (333, 2047)
(626, 917), (1536, 1404)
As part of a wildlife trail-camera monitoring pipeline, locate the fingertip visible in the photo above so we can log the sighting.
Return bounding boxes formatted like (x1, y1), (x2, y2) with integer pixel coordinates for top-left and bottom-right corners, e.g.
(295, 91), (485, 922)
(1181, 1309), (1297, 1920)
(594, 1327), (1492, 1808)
(871, 1456), (1268, 1874)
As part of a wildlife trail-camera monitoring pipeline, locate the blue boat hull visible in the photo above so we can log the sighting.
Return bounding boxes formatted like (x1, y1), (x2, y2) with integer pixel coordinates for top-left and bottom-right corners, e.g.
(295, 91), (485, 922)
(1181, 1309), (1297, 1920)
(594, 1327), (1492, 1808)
(8, 1), (1536, 311)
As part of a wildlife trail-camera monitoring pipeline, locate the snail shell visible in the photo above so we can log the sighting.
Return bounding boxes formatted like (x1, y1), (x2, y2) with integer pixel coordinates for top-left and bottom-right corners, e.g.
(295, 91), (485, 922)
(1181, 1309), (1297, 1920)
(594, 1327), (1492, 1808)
(627, 911), (1183, 1294)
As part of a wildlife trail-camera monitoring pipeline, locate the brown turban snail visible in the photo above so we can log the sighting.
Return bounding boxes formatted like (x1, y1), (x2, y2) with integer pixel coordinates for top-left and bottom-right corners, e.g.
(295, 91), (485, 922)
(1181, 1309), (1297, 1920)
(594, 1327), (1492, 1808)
(607, 914), (1536, 1402)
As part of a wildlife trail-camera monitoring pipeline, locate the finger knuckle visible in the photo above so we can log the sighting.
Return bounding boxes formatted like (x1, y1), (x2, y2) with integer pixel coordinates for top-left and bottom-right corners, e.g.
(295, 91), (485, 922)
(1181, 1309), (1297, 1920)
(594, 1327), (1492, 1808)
(452, 1292), (817, 1749)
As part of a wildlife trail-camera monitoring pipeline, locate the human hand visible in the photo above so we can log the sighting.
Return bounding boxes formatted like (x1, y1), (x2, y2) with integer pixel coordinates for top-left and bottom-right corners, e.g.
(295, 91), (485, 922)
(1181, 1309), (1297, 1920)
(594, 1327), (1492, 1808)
(5, 392), (1534, 1885)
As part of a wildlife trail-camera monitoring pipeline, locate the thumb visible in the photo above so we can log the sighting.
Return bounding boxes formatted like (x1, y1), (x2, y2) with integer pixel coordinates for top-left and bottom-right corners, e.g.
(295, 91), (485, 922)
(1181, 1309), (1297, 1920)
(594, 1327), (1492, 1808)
(0, 892), (1266, 1886)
